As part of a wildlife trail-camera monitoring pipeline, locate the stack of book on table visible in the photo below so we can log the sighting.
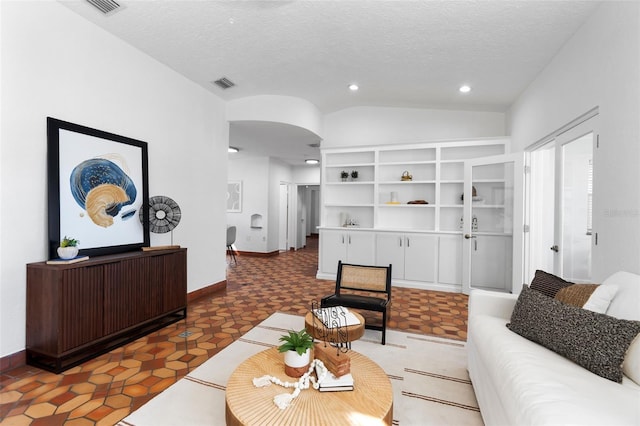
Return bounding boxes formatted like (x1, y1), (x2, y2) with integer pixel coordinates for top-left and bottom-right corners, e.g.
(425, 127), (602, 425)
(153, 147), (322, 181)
(317, 370), (354, 392)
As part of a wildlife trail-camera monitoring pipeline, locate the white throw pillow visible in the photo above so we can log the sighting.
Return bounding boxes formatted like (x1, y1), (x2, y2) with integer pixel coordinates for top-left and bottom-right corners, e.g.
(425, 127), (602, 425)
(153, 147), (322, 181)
(602, 271), (640, 321)
(623, 333), (640, 385)
(583, 285), (618, 313)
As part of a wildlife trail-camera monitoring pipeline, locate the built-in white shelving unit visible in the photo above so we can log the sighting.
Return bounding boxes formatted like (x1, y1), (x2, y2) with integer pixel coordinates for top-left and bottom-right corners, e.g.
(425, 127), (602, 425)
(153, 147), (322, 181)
(320, 140), (506, 231)
(318, 138), (510, 292)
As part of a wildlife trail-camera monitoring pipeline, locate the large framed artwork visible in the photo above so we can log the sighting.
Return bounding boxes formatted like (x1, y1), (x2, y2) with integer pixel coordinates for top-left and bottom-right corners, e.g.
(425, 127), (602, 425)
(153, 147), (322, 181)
(47, 117), (150, 259)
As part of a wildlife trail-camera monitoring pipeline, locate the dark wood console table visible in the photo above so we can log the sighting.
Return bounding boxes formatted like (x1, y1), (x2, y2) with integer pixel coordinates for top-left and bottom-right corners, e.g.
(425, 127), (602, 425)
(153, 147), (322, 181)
(26, 248), (187, 373)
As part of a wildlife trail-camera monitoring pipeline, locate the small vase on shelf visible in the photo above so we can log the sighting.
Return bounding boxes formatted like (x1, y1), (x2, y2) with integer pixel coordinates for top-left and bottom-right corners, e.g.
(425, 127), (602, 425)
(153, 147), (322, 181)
(57, 236), (80, 259)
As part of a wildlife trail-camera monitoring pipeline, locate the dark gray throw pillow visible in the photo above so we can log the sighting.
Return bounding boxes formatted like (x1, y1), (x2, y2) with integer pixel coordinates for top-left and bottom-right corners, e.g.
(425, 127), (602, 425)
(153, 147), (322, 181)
(529, 269), (573, 298)
(507, 285), (640, 383)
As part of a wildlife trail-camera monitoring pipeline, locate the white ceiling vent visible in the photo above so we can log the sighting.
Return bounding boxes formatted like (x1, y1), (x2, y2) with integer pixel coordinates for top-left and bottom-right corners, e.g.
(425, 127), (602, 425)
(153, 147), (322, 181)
(86, 0), (122, 15)
(212, 77), (235, 90)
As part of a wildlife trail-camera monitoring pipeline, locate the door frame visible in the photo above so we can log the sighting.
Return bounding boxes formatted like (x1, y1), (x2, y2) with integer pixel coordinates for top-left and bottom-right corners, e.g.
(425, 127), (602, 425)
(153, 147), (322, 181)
(523, 109), (599, 283)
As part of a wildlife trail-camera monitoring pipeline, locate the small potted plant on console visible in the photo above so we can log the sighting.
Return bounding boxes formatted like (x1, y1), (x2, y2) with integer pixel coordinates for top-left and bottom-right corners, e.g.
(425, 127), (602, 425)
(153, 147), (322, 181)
(278, 329), (314, 378)
(57, 236), (80, 259)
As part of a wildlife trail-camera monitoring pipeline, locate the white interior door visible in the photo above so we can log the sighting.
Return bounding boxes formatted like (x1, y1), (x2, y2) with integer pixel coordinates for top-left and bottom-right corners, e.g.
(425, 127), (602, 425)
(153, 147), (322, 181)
(297, 186), (307, 249)
(279, 183), (288, 251)
(462, 153), (524, 294)
(525, 144), (556, 280)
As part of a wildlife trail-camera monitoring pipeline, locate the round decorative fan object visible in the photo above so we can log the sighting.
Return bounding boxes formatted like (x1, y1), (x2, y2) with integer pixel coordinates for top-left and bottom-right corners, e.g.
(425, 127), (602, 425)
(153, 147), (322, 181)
(140, 195), (182, 234)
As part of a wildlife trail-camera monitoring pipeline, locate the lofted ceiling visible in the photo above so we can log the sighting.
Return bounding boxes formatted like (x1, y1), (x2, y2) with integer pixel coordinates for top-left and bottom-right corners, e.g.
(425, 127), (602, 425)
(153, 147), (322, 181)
(60, 0), (600, 165)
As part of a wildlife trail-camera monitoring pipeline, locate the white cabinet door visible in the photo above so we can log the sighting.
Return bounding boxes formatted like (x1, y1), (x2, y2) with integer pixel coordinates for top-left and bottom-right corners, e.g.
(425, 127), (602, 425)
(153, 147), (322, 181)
(345, 231), (376, 266)
(320, 230), (347, 274)
(320, 230), (375, 275)
(375, 233), (405, 279)
(470, 235), (512, 291)
(404, 234), (437, 282)
(439, 235), (463, 285)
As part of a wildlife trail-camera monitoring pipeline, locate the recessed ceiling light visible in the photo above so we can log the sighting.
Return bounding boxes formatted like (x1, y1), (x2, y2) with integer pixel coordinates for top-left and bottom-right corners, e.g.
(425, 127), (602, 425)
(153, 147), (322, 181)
(305, 159), (319, 165)
(348, 84), (359, 91)
(459, 85), (471, 93)
(228, 146), (239, 153)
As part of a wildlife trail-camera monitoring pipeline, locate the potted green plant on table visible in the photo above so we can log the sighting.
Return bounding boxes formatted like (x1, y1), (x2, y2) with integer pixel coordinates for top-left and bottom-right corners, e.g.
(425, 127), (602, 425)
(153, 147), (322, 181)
(278, 329), (314, 378)
(340, 171), (349, 181)
(350, 170), (358, 180)
(57, 236), (80, 259)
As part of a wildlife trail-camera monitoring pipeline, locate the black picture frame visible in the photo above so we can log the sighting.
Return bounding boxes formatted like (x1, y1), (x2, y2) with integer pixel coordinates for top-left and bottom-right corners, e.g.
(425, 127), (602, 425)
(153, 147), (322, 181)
(47, 117), (150, 259)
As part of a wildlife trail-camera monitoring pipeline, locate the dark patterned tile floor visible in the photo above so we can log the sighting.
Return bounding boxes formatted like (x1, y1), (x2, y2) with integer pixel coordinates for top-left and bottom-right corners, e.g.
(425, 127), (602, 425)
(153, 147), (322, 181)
(0, 236), (468, 425)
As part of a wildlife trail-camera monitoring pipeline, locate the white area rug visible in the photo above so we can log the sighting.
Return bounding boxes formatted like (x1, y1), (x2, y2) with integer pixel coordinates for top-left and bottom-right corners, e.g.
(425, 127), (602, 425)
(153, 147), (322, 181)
(118, 312), (483, 426)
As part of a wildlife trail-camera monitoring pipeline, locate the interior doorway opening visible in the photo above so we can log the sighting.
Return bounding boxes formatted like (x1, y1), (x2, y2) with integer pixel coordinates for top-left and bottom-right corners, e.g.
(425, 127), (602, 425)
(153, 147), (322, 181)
(280, 183), (320, 252)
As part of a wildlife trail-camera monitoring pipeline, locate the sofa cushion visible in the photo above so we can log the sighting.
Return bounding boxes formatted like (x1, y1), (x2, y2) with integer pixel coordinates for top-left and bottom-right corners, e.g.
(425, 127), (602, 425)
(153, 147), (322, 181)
(507, 285), (640, 383)
(555, 283), (618, 314)
(602, 271), (640, 321)
(529, 270), (572, 298)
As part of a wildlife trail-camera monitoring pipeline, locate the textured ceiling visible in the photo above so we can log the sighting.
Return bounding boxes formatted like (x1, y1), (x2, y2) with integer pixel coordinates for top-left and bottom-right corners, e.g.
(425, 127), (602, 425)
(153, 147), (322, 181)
(60, 0), (600, 164)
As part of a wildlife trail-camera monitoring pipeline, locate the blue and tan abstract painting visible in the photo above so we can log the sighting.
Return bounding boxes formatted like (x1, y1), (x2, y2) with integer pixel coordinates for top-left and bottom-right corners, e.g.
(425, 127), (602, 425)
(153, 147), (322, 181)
(69, 157), (137, 228)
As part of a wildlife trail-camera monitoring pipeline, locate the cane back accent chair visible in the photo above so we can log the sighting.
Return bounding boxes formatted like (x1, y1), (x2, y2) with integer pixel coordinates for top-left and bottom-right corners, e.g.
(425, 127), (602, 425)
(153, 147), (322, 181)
(321, 261), (392, 344)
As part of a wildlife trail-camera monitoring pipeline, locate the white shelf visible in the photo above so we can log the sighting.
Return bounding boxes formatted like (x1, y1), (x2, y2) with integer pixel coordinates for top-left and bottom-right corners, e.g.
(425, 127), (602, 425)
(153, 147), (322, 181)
(378, 160), (437, 166)
(325, 203), (375, 207)
(325, 181), (375, 185)
(326, 163), (375, 168)
(378, 203), (434, 208)
(321, 139), (507, 229)
(378, 180), (436, 185)
(472, 179), (506, 183)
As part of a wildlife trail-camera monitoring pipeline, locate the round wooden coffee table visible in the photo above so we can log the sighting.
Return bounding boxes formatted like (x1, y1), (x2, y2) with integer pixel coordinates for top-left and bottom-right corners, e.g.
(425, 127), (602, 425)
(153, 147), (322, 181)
(225, 347), (393, 425)
(304, 311), (365, 344)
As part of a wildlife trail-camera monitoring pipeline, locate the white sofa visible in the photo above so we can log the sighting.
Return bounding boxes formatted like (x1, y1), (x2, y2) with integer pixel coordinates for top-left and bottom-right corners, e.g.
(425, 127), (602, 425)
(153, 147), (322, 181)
(468, 271), (640, 426)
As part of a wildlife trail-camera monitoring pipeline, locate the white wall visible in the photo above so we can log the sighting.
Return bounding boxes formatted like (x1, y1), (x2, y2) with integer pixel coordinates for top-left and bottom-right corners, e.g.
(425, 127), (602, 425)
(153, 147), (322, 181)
(323, 106), (506, 148)
(508, 2), (640, 280)
(0, 1), (228, 358)
(227, 155), (297, 254)
(292, 165), (321, 184)
(228, 159), (319, 253)
(227, 95), (324, 138)
(227, 157), (269, 252)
